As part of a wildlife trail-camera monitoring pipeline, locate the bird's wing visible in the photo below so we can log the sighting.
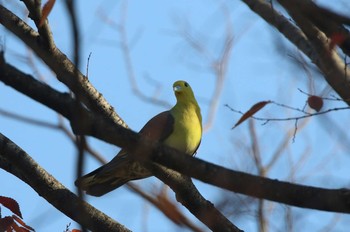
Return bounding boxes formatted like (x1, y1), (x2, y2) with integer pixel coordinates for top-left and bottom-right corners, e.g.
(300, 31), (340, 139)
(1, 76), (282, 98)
(139, 110), (175, 143)
(99, 110), (174, 171)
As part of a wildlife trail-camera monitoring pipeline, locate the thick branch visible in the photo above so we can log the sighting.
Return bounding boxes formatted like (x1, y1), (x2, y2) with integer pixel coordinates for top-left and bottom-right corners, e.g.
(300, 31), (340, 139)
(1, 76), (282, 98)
(277, 0), (350, 57)
(241, 0), (350, 106)
(0, 4), (128, 128)
(1, 55), (350, 215)
(0, 133), (130, 232)
(21, 0), (55, 49)
(149, 146), (350, 214)
(150, 165), (242, 232)
(0, 54), (241, 231)
(277, 0), (350, 102)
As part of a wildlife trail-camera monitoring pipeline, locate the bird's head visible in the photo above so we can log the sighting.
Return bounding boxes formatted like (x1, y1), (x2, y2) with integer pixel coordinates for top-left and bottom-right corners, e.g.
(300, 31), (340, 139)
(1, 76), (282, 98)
(173, 80), (196, 103)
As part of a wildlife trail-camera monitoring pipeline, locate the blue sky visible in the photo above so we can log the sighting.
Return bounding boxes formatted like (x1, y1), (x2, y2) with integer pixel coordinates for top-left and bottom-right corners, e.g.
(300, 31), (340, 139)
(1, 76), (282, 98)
(1, 0), (350, 231)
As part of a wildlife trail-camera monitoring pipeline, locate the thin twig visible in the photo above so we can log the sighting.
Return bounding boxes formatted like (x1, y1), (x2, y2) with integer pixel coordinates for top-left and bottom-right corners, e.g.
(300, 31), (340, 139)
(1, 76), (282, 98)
(225, 103), (350, 123)
(0, 108), (59, 129)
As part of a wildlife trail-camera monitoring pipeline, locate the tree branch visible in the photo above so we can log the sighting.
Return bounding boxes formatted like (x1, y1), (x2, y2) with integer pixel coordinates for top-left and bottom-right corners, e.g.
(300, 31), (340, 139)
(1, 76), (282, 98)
(0, 133), (131, 232)
(150, 146), (350, 214)
(0, 53), (242, 231)
(241, 0), (350, 106)
(150, 165), (242, 232)
(0, 4), (128, 128)
(277, 0), (350, 103)
(1, 53), (350, 215)
(278, 0), (350, 57)
(21, 0), (55, 49)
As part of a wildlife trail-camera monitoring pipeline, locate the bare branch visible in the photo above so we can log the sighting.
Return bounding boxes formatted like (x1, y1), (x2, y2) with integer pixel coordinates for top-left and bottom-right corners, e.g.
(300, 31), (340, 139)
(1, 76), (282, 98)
(127, 183), (205, 232)
(150, 146), (350, 214)
(205, 8), (234, 131)
(0, 53), (242, 231)
(176, 4), (234, 131)
(0, 108), (59, 129)
(225, 103), (350, 124)
(149, 165), (242, 232)
(21, 0), (55, 49)
(0, 4), (128, 128)
(98, 3), (171, 108)
(2, 53), (350, 215)
(241, 0), (350, 106)
(0, 133), (131, 232)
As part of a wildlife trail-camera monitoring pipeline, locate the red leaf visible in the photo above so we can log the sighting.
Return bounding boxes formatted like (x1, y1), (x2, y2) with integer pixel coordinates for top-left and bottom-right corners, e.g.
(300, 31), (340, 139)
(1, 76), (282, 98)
(12, 215), (34, 232)
(71, 229), (82, 232)
(39, 0), (56, 27)
(0, 216), (14, 231)
(308, 95), (323, 112)
(329, 33), (346, 50)
(0, 196), (22, 218)
(8, 220), (28, 232)
(232, 101), (271, 129)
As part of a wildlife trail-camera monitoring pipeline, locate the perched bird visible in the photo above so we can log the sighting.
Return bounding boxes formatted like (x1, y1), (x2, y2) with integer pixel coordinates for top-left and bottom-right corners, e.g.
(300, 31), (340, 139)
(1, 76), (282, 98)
(75, 80), (202, 196)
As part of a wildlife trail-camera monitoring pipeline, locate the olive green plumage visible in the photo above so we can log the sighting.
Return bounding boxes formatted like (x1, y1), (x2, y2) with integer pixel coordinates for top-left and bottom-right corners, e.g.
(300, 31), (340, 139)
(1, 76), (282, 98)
(75, 80), (202, 196)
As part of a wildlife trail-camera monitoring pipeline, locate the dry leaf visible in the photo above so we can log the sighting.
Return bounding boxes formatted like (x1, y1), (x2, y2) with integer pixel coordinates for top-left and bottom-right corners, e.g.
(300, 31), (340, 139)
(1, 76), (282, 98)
(232, 101), (271, 129)
(39, 0), (56, 27)
(308, 95), (323, 112)
(0, 196), (22, 218)
(0, 216), (14, 232)
(12, 215), (34, 232)
(329, 33), (346, 50)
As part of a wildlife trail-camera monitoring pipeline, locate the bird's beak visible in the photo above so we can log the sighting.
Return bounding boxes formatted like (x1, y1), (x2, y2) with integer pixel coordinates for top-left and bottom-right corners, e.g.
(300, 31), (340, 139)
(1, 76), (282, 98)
(173, 85), (182, 92)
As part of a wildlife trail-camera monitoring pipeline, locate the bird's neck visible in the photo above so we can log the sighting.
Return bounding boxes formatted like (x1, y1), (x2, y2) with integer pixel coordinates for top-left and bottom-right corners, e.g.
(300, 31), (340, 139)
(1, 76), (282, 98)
(172, 100), (202, 125)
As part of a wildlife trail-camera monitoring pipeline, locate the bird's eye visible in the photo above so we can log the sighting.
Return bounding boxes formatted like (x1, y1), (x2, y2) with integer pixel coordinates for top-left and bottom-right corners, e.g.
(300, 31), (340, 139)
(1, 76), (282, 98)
(184, 82), (189, 87)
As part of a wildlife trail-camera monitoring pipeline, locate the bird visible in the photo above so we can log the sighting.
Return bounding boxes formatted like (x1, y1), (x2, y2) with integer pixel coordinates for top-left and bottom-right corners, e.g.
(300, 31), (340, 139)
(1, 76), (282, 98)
(75, 80), (202, 196)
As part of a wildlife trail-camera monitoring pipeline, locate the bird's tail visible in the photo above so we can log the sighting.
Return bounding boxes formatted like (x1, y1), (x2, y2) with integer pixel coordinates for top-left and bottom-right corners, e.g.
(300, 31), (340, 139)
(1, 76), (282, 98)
(75, 164), (130, 197)
(75, 155), (151, 196)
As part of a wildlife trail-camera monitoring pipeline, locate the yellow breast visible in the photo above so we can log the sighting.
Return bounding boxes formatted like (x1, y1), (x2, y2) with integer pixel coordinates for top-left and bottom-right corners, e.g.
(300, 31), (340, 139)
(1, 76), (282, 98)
(165, 103), (202, 155)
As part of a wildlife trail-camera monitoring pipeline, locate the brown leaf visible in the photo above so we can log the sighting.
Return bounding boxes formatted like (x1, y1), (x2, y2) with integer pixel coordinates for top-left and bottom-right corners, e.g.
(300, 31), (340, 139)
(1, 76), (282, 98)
(12, 215), (34, 232)
(0, 217), (14, 232)
(0, 196), (22, 218)
(39, 0), (56, 27)
(232, 101), (271, 129)
(8, 219), (28, 232)
(329, 33), (346, 50)
(308, 95), (323, 112)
